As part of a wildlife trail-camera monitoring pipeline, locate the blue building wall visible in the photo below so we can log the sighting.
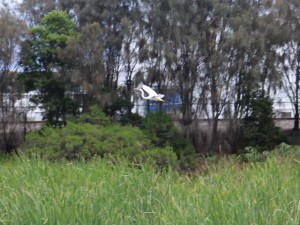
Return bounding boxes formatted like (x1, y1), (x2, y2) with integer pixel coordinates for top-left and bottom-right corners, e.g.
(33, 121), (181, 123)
(148, 93), (181, 112)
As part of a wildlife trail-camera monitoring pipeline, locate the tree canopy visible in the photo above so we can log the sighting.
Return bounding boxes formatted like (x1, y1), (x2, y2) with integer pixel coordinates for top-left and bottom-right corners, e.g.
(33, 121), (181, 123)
(1, 0), (299, 153)
(20, 10), (78, 126)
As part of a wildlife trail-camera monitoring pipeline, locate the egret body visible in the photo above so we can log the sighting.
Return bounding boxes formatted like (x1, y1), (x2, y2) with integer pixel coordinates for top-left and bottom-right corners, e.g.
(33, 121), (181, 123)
(134, 85), (164, 102)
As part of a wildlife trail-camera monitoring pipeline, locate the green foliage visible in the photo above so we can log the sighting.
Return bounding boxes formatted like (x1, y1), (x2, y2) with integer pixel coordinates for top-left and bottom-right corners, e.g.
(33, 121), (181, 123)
(40, 10), (77, 38)
(120, 112), (143, 127)
(40, 77), (77, 126)
(72, 105), (112, 126)
(105, 99), (133, 117)
(241, 146), (268, 162)
(22, 122), (150, 160)
(274, 143), (300, 160)
(21, 108), (177, 169)
(241, 96), (288, 152)
(140, 111), (179, 147)
(104, 99), (143, 126)
(140, 111), (198, 170)
(19, 10), (78, 126)
(168, 132), (199, 170)
(21, 10), (77, 71)
(241, 143), (300, 163)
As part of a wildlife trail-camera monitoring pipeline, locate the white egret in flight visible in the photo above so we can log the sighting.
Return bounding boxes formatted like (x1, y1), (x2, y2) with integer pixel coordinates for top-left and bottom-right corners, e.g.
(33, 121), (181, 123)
(134, 85), (164, 102)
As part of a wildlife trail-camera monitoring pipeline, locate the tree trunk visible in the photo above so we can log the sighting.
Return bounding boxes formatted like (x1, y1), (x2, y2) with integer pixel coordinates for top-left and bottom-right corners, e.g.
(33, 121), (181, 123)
(210, 116), (219, 154)
(293, 66), (299, 130)
(294, 104), (299, 130)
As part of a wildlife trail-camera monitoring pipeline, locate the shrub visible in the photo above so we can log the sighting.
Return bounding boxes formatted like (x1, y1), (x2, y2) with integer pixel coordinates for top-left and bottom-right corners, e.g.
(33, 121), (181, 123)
(241, 146), (267, 162)
(140, 111), (178, 147)
(76, 105), (112, 126)
(22, 122), (152, 160)
(274, 143), (300, 160)
(140, 111), (198, 170)
(104, 99), (143, 126)
(241, 143), (300, 163)
(241, 96), (288, 152)
(71, 105), (112, 126)
(104, 99), (133, 117)
(120, 113), (143, 127)
(21, 118), (177, 169)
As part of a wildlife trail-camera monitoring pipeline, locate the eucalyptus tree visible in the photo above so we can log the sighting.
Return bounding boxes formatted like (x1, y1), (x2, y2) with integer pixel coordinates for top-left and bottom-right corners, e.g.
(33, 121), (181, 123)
(142, 1), (171, 84)
(59, 22), (105, 112)
(164, 0), (233, 151)
(274, 0), (300, 130)
(118, 0), (144, 100)
(198, 0), (289, 152)
(68, 0), (130, 91)
(136, 0), (172, 113)
(163, 0), (203, 127)
(20, 10), (78, 126)
(226, 0), (286, 115)
(143, 0), (228, 149)
(213, 0), (280, 151)
(224, 2), (262, 118)
(19, 0), (61, 25)
(59, 0), (146, 116)
(0, 7), (27, 152)
(189, 0), (236, 152)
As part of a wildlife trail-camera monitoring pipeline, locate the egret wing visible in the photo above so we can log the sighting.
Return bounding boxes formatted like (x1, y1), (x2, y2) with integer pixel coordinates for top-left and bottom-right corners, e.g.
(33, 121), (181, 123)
(157, 94), (165, 98)
(142, 85), (158, 97)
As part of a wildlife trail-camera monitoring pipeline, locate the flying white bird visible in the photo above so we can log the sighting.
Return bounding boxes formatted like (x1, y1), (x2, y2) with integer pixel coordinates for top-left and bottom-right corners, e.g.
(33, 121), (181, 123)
(134, 85), (164, 102)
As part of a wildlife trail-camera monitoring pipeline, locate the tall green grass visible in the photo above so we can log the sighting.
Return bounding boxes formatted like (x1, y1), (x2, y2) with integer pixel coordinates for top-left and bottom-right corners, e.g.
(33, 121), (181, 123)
(0, 156), (299, 225)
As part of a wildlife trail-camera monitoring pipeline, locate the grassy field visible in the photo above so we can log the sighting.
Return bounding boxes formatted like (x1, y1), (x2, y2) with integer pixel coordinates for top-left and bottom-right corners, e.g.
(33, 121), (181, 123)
(0, 156), (299, 225)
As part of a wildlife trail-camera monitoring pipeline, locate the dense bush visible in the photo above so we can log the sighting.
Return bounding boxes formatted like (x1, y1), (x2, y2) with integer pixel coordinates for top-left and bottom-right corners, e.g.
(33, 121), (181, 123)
(274, 142), (300, 160)
(140, 111), (198, 170)
(70, 105), (112, 126)
(21, 106), (178, 169)
(140, 111), (193, 152)
(241, 96), (288, 152)
(104, 99), (144, 126)
(241, 146), (268, 162)
(140, 111), (178, 147)
(120, 112), (143, 127)
(22, 122), (149, 160)
(241, 143), (300, 163)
